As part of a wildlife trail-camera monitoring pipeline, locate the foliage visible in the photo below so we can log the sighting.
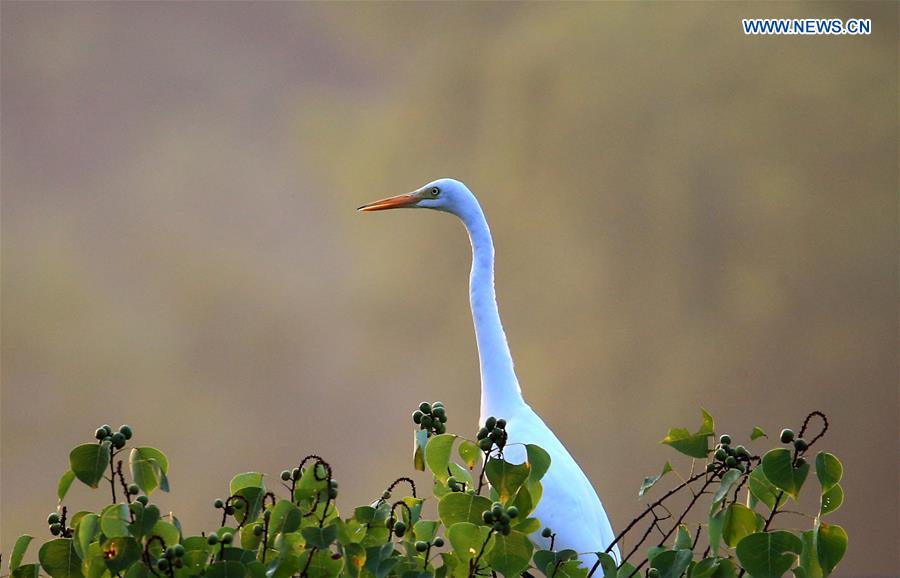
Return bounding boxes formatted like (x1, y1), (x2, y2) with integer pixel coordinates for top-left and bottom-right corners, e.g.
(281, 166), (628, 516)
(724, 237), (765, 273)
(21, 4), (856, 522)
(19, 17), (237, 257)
(3, 410), (846, 578)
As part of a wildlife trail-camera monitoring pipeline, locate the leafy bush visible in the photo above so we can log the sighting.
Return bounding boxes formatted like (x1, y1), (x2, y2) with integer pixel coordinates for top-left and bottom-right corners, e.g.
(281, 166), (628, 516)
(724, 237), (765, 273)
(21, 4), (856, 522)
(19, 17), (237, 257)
(3, 406), (845, 578)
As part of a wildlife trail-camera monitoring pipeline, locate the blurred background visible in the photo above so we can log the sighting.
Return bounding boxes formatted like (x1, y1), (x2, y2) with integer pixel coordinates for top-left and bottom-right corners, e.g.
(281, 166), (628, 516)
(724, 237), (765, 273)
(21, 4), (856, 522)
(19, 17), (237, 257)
(2, 2), (897, 576)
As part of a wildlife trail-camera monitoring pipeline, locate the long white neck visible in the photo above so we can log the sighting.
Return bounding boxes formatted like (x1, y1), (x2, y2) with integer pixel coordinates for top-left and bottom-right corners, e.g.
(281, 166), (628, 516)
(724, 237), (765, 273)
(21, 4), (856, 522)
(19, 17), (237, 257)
(456, 201), (525, 418)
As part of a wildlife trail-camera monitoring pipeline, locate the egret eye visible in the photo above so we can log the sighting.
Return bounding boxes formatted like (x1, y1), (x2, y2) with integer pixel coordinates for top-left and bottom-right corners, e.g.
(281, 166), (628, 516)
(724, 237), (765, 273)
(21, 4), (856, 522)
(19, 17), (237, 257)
(430, 187), (440, 197)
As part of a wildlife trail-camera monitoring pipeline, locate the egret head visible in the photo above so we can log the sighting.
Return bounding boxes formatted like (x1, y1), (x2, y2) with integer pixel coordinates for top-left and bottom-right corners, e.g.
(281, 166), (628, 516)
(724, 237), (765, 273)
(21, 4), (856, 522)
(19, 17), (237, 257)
(357, 178), (477, 217)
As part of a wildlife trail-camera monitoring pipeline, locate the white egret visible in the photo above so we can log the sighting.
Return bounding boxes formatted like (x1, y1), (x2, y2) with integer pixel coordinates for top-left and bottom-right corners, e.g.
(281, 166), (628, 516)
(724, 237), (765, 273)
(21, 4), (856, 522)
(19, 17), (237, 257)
(359, 178), (619, 565)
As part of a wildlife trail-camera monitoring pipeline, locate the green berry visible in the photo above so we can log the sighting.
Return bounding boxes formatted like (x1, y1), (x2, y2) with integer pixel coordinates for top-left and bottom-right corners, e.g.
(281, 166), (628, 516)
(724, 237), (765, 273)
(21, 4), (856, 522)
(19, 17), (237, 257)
(111, 432), (126, 448)
(714, 448), (727, 461)
(492, 502), (503, 514)
(415, 541), (428, 552)
(413, 411), (423, 424)
(541, 528), (552, 538)
(499, 513), (511, 524)
(173, 544), (185, 557)
(647, 569), (660, 578)
(478, 438), (493, 451)
(263, 509), (271, 520)
(477, 428), (489, 440)
(501, 526), (511, 536)
(128, 484), (140, 495)
(394, 521), (406, 534)
(507, 506), (518, 519)
(137, 496), (149, 505)
(419, 402), (432, 414)
(50, 523), (62, 535)
(221, 533), (233, 544)
(207, 534), (218, 545)
(101, 424), (113, 436)
(496, 418), (506, 429)
(214, 499), (224, 509)
(435, 422), (446, 434)
(292, 468), (301, 480)
(173, 559), (184, 569)
(281, 470), (291, 481)
(434, 537), (444, 547)
(485, 417), (497, 429)
(225, 506), (235, 515)
(328, 488), (338, 499)
(433, 401), (444, 408)
(164, 548), (175, 560)
(482, 511), (494, 524)
(94, 428), (106, 440)
(735, 445), (749, 458)
(157, 559), (169, 571)
(253, 524), (264, 536)
(780, 428), (795, 443)
(719, 434), (731, 445)
(794, 438), (808, 452)
(119, 425), (133, 440)
(382, 490), (391, 500)
(795, 457), (807, 468)
(386, 517), (395, 529)
(725, 456), (738, 468)
(432, 407), (445, 419)
(706, 462), (717, 472)
(48, 512), (60, 525)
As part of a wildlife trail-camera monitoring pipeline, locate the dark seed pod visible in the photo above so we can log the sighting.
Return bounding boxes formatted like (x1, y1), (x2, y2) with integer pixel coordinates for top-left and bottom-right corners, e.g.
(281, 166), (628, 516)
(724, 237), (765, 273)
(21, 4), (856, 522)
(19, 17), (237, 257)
(507, 506), (519, 519)
(413, 411), (423, 424)
(225, 506), (235, 516)
(281, 470), (291, 481)
(213, 499), (224, 509)
(95, 428), (107, 440)
(291, 468), (301, 481)
(477, 428), (489, 440)
(793, 438), (808, 452)
(173, 544), (185, 557)
(50, 523), (62, 536)
(48, 513), (60, 525)
(715, 449), (727, 461)
(780, 428), (795, 444)
(501, 526), (511, 536)
(137, 496), (149, 505)
(485, 417), (497, 429)
(419, 402), (432, 414)
(433, 537), (444, 547)
(119, 425), (133, 440)
(496, 419), (506, 429)
(415, 541), (428, 552)
(478, 438), (493, 451)
(541, 528), (552, 538)
(719, 434), (731, 445)
(328, 488), (338, 499)
(101, 424), (113, 436)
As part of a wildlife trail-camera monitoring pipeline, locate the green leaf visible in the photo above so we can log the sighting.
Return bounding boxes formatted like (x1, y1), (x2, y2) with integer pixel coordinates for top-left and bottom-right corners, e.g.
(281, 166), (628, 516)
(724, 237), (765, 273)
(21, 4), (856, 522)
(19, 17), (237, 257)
(639, 462), (672, 497)
(69, 443), (110, 488)
(761, 448), (809, 499)
(148, 521), (180, 555)
(74, 514), (99, 559)
(524, 445), (551, 484)
(129, 447), (169, 495)
(719, 504), (756, 548)
(123, 563), (148, 578)
(814, 453), (842, 493)
(661, 409), (715, 458)
(38, 539), (84, 578)
(747, 467), (788, 512)
(650, 549), (692, 578)
(690, 558), (720, 578)
(99, 504), (130, 538)
(10, 535), (34, 571)
(552, 561), (588, 578)
(447, 522), (490, 562)
(413, 520), (438, 543)
(181, 536), (212, 573)
(798, 530), (823, 578)
(485, 459), (530, 504)
(58, 470), (77, 502)
(128, 504), (160, 540)
(711, 469), (742, 510)
(711, 558), (737, 578)
(230, 471), (264, 493)
(674, 524), (692, 550)
(207, 561), (247, 578)
(437, 492), (493, 526)
(750, 427), (767, 441)
(101, 538), (141, 572)
(707, 507), (723, 554)
(268, 500), (302, 538)
(425, 434), (457, 482)
(816, 523), (847, 576)
(414, 430), (429, 472)
(301, 524), (339, 549)
(458, 440), (480, 470)
(343, 543), (366, 578)
(486, 530), (533, 577)
(12, 564), (40, 578)
(819, 484), (843, 516)
(593, 553), (618, 578)
(735, 531), (801, 578)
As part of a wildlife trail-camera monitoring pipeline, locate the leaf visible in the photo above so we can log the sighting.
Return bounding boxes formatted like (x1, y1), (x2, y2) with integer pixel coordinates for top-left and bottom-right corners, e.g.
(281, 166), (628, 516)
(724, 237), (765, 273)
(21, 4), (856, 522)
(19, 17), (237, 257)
(674, 524), (692, 550)
(58, 470), (77, 502)
(750, 427), (767, 441)
(447, 522), (489, 562)
(650, 549), (692, 578)
(707, 507), (723, 554)
(343, 543), (366, 578)
(719, 504), (757, 548)
(301, 524), (339, 549)
(129, 447), (169, 495)
(425, 434), (457, 482)
(690, 558), (720, 578)
(268, 500), (302, 538)
(10, 535), (34, 571)
(128, 504), (160, 540)
(735, 531), (801, 578)
(437, 492), (493, 526)
(229, 471), (264, 493)
(74, 514), (99, 559)
(594, 553), (618, 578)
(414, 430), (429, 472)
(661, 409), (715, 458)
(101, 537), (141, 572)
(148, 520), (180, 554)
(814, 453), (842, 493)
(816, 523), (847, 576)
(639, 462), (672, 497)
(819, 484), (843, 516)
(458, 440), (480, 470)
(181, 536), (212, 573)
(486, 530), (533, 577)
(798, 531), (824, 578)
(552, 561), (589, 578)
(485, 459), (530, 504)
(207, 561), (247, 578)
(747, 467), (788, 512)
(12, 565), (40, 578)
(413, 520), (438, 543)
(761, 448), (809, 499)
(710, 469), (742, 509)
(99, 504), (130, 538)
(524, 445), (551, 484)
(38, 539), (84, 578)
(69, 443), (110, 488)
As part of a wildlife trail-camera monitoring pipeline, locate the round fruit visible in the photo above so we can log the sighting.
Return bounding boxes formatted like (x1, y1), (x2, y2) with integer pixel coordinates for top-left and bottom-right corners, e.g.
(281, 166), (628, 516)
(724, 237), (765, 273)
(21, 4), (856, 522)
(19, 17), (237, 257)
(173, 559), (184, 569)
(725, 456), (737, 468)
(421, 415), (433, 428)
(496, 419), (506, 429)
(794, 438), (808, 452)
(128, 484), (140, 495)
(541, 528), (552, 538)
(415, 541), (428, 552)
(157, 559), (169, 571)
(795, 457), (807, 468)
(477, 428), (488, 440)
(173, 544), (185, 557)
(501, 526), (511, 536)
(382, 490), (391, 500)
(394, 521), (406, 535)
(50, 523), (62, 536)
(482, 511), (493, 524)
(95, 428), (107, 440)
(485, 417), (497, 429)
(263, 510), (271, 520)
(137, 496), (149, 505)
(292, 468), (301, 480)
(207, 535), (218, 545)
(281, 470), (291, 481)
(413, 411), (423, 424)
(48, 513), (60, 525)
(164, 548), (175, 560)
(214, 499), (224, 509)
(119, 425), (133, 440)
(706, 463), (716, 472)
(225, 506), (235, 515)
(433, 407), (445, 419)
(715, 449), (727, 461)
(221, 533), (233, 544)
(735, 446), (749, 457)
(419, 402), (432, 414)
(434, 537), (444, 547)
(719, 434), (731, 445)
(780, 428), (795, 443)
(253, 525), (264, 536)
(478, 438), (493, 451)
(328, 488), (338, 499)
(648, 569), (660, 578)
(101, 424), (113, 436)
(435, 423), (446, 434)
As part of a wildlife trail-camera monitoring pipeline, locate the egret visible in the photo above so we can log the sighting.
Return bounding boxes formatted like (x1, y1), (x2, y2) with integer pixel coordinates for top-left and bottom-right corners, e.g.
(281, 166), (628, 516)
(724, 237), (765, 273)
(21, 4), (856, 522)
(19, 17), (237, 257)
(359, 178), (619, 565)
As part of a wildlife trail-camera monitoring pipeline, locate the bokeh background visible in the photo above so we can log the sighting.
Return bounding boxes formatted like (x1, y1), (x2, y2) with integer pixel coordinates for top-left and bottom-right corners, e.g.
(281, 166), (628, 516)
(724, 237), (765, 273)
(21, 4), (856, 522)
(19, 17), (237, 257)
(2, 2), (897, 576)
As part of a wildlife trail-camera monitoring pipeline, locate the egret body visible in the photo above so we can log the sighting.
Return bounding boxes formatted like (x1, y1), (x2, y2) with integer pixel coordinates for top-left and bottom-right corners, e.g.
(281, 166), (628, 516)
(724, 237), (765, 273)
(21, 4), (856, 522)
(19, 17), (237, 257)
(359, 178), (619, 564)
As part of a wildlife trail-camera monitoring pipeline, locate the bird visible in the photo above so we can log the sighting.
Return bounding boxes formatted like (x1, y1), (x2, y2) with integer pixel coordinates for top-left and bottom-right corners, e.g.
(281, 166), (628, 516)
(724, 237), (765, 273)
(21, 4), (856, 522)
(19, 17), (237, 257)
(358, 178), (619, 566)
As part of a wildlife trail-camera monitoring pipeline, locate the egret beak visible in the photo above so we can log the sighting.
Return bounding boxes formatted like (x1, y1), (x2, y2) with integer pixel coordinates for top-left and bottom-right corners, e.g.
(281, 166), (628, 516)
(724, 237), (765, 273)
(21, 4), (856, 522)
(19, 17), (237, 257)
(357, 193), (420, 212)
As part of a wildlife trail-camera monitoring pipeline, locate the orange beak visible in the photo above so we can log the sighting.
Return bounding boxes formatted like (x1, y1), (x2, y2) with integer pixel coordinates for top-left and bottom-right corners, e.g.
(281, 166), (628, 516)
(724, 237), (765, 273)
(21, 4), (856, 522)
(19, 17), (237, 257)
(357, 193), (420, 212)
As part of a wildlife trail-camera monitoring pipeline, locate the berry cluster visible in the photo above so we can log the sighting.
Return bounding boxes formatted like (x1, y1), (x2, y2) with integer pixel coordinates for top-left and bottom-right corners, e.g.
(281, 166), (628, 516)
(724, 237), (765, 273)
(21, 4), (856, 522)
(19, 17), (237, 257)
(280, 468), (301, 482)
(446, 475), (467, 493)
(94, 424), (133, 450)
(47, 511), (69, 537)
(476, 416), (507, 452)
(155, 544), (185, 571)
(207, 532), (234, 546)
(481, 502), (518, 536)
(212, 498), (237, 516)
(414, 537), (444, 553)
(780, 428), (809, 466)
(708, 434), (751, 473)
(412, 402), (447, 436)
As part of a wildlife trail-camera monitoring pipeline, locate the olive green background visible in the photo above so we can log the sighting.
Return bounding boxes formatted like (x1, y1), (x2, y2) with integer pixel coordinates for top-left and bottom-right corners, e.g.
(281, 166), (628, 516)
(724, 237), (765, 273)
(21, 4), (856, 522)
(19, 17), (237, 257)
(2, 2), (897, 576)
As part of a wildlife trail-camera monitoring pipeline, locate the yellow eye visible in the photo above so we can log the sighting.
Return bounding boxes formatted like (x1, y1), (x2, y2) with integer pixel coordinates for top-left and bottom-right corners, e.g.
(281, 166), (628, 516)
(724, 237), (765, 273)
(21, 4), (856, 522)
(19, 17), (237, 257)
(430, 187), (440, 197)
